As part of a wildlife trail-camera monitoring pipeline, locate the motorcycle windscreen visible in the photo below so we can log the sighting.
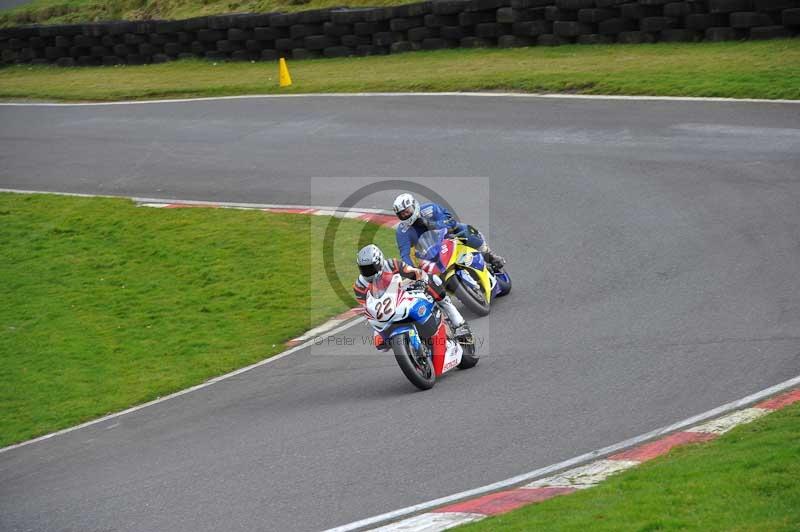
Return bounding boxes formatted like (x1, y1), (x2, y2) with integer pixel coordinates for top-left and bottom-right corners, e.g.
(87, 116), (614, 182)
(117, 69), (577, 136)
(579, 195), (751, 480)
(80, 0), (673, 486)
(415, 229), (448, 261)
(370, 271), (397, 298)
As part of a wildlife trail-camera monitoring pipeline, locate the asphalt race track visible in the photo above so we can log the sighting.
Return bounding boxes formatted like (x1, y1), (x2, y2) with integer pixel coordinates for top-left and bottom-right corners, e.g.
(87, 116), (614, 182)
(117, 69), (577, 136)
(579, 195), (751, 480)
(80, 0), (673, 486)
(1, 95), (799, 532)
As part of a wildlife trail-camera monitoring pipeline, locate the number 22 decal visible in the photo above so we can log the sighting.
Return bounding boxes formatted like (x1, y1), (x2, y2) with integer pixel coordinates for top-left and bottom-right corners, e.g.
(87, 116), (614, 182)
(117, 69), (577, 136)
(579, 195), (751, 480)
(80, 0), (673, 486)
(375, 297), (394, 320)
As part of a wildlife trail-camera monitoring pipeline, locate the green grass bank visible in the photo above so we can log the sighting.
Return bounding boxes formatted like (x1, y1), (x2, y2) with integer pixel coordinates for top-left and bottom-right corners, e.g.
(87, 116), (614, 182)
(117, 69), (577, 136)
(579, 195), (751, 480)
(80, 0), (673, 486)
(1, 39), (798, 101)
(0, 0), (416, 27)
(458, 402), (800, 531)
(0, 192), (394, 447)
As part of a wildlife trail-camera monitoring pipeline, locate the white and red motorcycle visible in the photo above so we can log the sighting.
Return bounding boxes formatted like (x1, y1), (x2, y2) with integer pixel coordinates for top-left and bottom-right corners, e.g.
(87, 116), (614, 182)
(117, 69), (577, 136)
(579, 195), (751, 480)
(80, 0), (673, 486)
(363, 271), (478, 390)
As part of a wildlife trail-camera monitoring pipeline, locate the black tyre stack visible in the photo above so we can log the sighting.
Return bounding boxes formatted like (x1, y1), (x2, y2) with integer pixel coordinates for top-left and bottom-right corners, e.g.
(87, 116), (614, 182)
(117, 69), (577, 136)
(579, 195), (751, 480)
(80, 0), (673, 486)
(0, 0), (797, 66)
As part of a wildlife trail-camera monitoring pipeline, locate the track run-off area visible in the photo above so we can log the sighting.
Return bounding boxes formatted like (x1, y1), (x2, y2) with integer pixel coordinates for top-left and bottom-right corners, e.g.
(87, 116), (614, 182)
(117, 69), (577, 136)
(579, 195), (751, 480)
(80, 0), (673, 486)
(1, 94), (799, 532)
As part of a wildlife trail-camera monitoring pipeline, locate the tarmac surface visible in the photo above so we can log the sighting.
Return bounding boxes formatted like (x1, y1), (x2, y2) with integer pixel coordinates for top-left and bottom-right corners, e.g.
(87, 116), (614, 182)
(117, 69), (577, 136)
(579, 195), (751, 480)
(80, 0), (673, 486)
(1, 95), (799, 531)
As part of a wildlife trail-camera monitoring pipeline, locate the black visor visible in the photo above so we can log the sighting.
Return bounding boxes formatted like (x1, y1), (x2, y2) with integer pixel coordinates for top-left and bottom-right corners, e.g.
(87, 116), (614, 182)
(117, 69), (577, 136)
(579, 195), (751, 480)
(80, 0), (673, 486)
(359, 263), (380, 279)
(397, 206), (414, 220)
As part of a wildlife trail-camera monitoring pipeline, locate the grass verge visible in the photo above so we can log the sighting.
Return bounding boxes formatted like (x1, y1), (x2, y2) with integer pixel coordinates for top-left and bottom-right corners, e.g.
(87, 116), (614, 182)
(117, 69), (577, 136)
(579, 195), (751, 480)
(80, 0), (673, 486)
(1, 39), (798, 101)
(0, 192), (394, 447)
(0, 0), (415, 27)
(458, 402), (800, 531)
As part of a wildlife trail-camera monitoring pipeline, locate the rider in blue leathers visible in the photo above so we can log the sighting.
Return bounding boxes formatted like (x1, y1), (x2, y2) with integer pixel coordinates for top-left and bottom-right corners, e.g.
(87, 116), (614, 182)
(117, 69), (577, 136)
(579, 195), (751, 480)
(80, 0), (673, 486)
(392, 193), (505, 270)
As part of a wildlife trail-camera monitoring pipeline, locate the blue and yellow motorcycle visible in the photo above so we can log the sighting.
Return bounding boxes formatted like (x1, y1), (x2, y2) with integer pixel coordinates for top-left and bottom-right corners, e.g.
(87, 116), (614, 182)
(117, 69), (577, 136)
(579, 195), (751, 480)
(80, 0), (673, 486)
(414, 229), (511, 316)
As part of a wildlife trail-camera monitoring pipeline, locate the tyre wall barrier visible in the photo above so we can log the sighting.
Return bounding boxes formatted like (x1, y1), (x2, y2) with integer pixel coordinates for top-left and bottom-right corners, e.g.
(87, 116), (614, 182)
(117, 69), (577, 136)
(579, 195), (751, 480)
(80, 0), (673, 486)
(0, 0), (798, 66)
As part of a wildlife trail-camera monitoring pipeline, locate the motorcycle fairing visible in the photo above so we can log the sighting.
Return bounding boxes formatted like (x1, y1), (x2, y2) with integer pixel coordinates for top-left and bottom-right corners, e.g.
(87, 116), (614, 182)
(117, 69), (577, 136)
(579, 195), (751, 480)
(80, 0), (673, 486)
(415, 229), (495, 304)
(366, 273), (433, 333)
(444, 240), (494, 303)
(430, 320), (463, 376)
(459, 250), (485, 271)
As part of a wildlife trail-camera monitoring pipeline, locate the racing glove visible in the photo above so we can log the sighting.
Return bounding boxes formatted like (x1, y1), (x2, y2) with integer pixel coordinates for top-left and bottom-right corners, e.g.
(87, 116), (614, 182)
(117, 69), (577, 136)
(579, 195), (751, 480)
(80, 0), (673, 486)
(451, 223), (469, 238)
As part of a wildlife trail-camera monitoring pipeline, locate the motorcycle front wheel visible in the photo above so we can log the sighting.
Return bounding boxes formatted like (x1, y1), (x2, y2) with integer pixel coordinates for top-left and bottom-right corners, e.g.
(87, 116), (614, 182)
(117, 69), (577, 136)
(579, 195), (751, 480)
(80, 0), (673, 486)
(452, 270), (491, 317)
(392, 332), (436, 390)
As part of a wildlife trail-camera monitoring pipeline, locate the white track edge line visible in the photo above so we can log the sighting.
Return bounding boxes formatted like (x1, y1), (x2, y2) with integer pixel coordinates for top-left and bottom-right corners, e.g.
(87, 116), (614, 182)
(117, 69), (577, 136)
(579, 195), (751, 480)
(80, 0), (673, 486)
(324, 373), (800, 532)
(0, 315), (365, 455)
(1, 92), (798, 106)
(0, 188), (394, 215)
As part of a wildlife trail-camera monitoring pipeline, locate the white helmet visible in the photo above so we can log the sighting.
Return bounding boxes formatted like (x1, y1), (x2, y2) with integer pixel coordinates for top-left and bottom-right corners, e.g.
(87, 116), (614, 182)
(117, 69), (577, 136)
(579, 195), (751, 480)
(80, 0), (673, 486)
(393, 193), (420, 228)
(356, 244), (384, 281)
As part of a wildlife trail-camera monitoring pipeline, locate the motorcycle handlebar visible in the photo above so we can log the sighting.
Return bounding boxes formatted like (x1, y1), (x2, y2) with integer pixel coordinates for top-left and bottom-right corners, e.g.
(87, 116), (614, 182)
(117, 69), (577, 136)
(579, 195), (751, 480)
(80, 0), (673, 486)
(405, 280), (427, 292)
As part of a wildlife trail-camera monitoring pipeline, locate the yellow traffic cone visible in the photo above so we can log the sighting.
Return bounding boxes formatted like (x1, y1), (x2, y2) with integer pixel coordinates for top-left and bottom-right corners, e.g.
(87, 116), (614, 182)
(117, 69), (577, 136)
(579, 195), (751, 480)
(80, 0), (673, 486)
(279, 57), (292, 88)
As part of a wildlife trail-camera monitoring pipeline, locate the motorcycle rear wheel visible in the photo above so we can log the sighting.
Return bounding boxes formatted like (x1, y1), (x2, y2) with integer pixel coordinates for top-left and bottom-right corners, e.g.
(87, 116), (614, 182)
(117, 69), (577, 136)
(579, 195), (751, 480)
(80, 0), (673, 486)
(392, 333), (436, 390)
(452, 271), (491, 317)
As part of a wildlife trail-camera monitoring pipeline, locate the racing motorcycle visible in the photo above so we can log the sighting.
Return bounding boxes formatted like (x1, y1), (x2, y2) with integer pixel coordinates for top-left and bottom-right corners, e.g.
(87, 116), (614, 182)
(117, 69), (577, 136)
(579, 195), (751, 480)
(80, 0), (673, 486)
(363, 271), (478, 390)
(414, 228), (511, 317)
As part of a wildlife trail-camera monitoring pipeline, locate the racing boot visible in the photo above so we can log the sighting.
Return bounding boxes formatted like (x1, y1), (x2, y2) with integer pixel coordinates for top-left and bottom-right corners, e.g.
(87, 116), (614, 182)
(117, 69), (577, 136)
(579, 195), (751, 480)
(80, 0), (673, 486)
(454, 322), (473, 343)
(438, 296), (471, 340)
(480, 243), (506, 271)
